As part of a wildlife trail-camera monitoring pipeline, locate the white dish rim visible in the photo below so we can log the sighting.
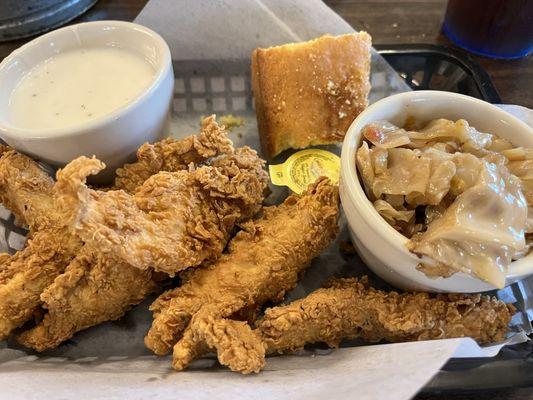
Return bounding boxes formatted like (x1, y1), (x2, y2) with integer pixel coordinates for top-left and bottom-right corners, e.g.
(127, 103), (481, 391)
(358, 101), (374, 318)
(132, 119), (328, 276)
(0, 20), (171, 140)
(340, 90), (533, 286)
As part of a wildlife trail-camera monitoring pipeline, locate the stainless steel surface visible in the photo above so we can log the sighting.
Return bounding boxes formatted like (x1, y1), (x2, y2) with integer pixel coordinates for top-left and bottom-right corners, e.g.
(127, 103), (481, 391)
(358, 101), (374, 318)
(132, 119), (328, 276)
(0, 0), (98, 42)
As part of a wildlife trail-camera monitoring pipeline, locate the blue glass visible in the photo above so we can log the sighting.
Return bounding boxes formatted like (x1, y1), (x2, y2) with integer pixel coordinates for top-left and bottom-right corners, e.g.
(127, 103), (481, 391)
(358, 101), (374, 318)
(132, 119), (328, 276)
(443, 0), (533, 59)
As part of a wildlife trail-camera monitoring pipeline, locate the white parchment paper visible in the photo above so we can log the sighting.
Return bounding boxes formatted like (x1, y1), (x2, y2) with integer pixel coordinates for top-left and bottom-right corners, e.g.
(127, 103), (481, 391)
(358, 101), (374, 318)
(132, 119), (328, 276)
(0, 1), (531, 399)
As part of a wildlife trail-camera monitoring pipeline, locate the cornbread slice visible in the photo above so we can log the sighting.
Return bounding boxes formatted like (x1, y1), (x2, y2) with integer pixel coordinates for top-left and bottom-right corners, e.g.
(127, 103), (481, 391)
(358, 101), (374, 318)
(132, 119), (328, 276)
(251, 32), (372, 159)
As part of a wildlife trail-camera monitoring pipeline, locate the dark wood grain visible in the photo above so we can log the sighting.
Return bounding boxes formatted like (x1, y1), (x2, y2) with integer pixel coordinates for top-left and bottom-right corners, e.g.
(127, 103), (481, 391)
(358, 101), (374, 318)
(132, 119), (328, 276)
(0, 0), (530, 106)
(0, 1), (531, 399)
(324, 0), (532, 107)
(0, 0), (145, 59)
(417, 388), (533, 400)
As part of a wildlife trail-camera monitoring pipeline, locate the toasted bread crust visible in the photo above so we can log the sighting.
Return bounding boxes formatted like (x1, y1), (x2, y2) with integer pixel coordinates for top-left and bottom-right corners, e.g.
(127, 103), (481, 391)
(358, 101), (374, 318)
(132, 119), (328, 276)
(251, 48), (274, 159)
(251, 33), (372, 159)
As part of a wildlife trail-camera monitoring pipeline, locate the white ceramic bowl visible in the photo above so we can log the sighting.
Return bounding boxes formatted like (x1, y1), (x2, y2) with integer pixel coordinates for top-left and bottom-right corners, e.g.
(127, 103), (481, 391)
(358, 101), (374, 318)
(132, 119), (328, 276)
(340, 91), (533, 293)
(0, 21), (174, 181)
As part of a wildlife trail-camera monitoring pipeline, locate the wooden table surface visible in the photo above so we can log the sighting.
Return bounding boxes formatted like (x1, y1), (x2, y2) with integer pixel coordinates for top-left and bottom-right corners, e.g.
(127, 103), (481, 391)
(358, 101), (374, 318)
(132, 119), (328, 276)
(0, 1), (531, 399)
(325, 0), (532, 108)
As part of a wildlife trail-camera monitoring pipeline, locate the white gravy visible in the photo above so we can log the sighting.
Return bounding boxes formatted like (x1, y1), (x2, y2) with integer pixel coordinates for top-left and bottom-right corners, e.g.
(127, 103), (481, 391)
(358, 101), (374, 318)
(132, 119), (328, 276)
(8, 46), (155, 132)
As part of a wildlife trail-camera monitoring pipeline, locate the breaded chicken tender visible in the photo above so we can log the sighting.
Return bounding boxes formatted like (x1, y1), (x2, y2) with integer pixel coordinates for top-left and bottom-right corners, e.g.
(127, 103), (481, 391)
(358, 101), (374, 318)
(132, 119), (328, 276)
(258, 277), (516, 355)
(145, 178), (339, 374)
(16, 247), (159, 351)
(0, 147), (55, 231)
(0, 116), (234, 348)
(14, 117), (250, 350)
(114, 115), (233, 192)
(0, 148), (82, 340)
(0, 229), (81, 340)
(55, 148), (268, 276)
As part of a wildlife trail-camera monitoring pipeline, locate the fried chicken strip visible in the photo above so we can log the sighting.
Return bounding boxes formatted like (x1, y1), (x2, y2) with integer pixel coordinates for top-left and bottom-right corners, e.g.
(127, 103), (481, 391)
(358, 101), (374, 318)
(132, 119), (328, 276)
(2, 118), (238, 345)
(145, 177), (340, 374)
(0, 148), (81, 340)
(0, 230), (81, 340)
(14, 156), (203, 350)
(0, 146), (55, 271)
(16, 247), (158, 351)
(0, 146), (55, 231)
(114, 115), (233, 192)
(258, 277), (516, 355)
(15, 123), (266, 349)
(55, 147), (268, 276)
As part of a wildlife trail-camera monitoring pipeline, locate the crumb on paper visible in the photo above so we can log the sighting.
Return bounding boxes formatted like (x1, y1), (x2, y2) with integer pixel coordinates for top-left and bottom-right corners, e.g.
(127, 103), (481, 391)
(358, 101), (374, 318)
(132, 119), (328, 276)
(339, 240), (355, 255)
(220, 114), (245, 132)
(403, 115), (417, 130)
(416, 263), (455, 279)
(199, 114), (245, 132)
(326, 79), (339, 96)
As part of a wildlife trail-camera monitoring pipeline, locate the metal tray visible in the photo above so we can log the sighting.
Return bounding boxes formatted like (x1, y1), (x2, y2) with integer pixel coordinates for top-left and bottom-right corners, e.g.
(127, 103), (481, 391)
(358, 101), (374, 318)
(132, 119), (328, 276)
(0, 0), (98, 42)
(376, 44), (501, 103)
(0, 42), (529, 395)
(376, 44), (532, 394)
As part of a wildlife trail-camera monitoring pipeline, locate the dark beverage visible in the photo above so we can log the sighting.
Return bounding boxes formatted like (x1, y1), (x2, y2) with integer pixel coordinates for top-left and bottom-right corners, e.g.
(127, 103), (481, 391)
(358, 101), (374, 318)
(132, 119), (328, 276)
(443, 0), (533, 59)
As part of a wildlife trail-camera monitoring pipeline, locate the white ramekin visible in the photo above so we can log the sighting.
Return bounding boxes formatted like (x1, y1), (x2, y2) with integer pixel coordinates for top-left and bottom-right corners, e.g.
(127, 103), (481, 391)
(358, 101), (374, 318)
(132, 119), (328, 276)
(0, 21), (174, 181)
(340, 90), (533, 293)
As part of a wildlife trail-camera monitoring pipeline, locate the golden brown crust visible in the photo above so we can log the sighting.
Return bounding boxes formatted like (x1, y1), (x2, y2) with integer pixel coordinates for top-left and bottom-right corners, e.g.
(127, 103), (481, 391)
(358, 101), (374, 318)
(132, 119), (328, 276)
(0, 228), (82, 340)
(114, 115), (234, 193)
(12, 123), (236, 350)
(15, 247), (158, 351)
(54, 145), (268, 277)
(144, 178), (340, 373)
(0, 145), (155, 345)
(258, 277), (516, 355)
(252, 33), (372, 159)
(0, 122), (237, 347)
(0, 149), (55, 231)
(251, 49), (272, 158)
(0, 148), (82, 340)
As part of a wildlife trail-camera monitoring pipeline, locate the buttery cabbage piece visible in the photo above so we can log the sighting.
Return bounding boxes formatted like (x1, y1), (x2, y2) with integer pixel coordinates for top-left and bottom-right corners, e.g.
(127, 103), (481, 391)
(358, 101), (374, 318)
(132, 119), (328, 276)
(408, 159), (527, 288)
(373, 199), (414, 226)
(371, 147), (430, 198)
(507, 158), (533, 205)
(406, 148), (456, 206)
(356, 119), (532, 288)
(362, 121), (411, 148)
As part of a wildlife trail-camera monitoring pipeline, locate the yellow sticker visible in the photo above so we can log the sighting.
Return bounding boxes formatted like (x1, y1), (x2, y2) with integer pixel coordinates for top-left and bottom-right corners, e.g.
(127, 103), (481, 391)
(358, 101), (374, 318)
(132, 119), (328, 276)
(269, 149), (340, 194)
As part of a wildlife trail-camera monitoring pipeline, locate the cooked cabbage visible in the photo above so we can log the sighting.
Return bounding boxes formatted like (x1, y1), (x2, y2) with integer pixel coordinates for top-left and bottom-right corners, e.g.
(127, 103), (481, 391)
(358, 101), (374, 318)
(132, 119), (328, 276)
(501, 147), (533, 161)
(370, 147), (388, 175)
(408, 160), (528, 288)
(374, 200), (415, 224)
(488, 136), (514, 152)
(406, 148), (456, 206)
(424, 195), (453, 226)
(355, 117), (532, 287)
(507, 159), (533, 205)
(356, 141), (375, 199)
(449, 153), (482, 196)
(527, 206), (533, 234)
(362, 121), (411, 148)
(427, 141), (459, 153)
(384, 194), (405, 208)
(372, 148), (431, 198)
(408, 119), (493, 150)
